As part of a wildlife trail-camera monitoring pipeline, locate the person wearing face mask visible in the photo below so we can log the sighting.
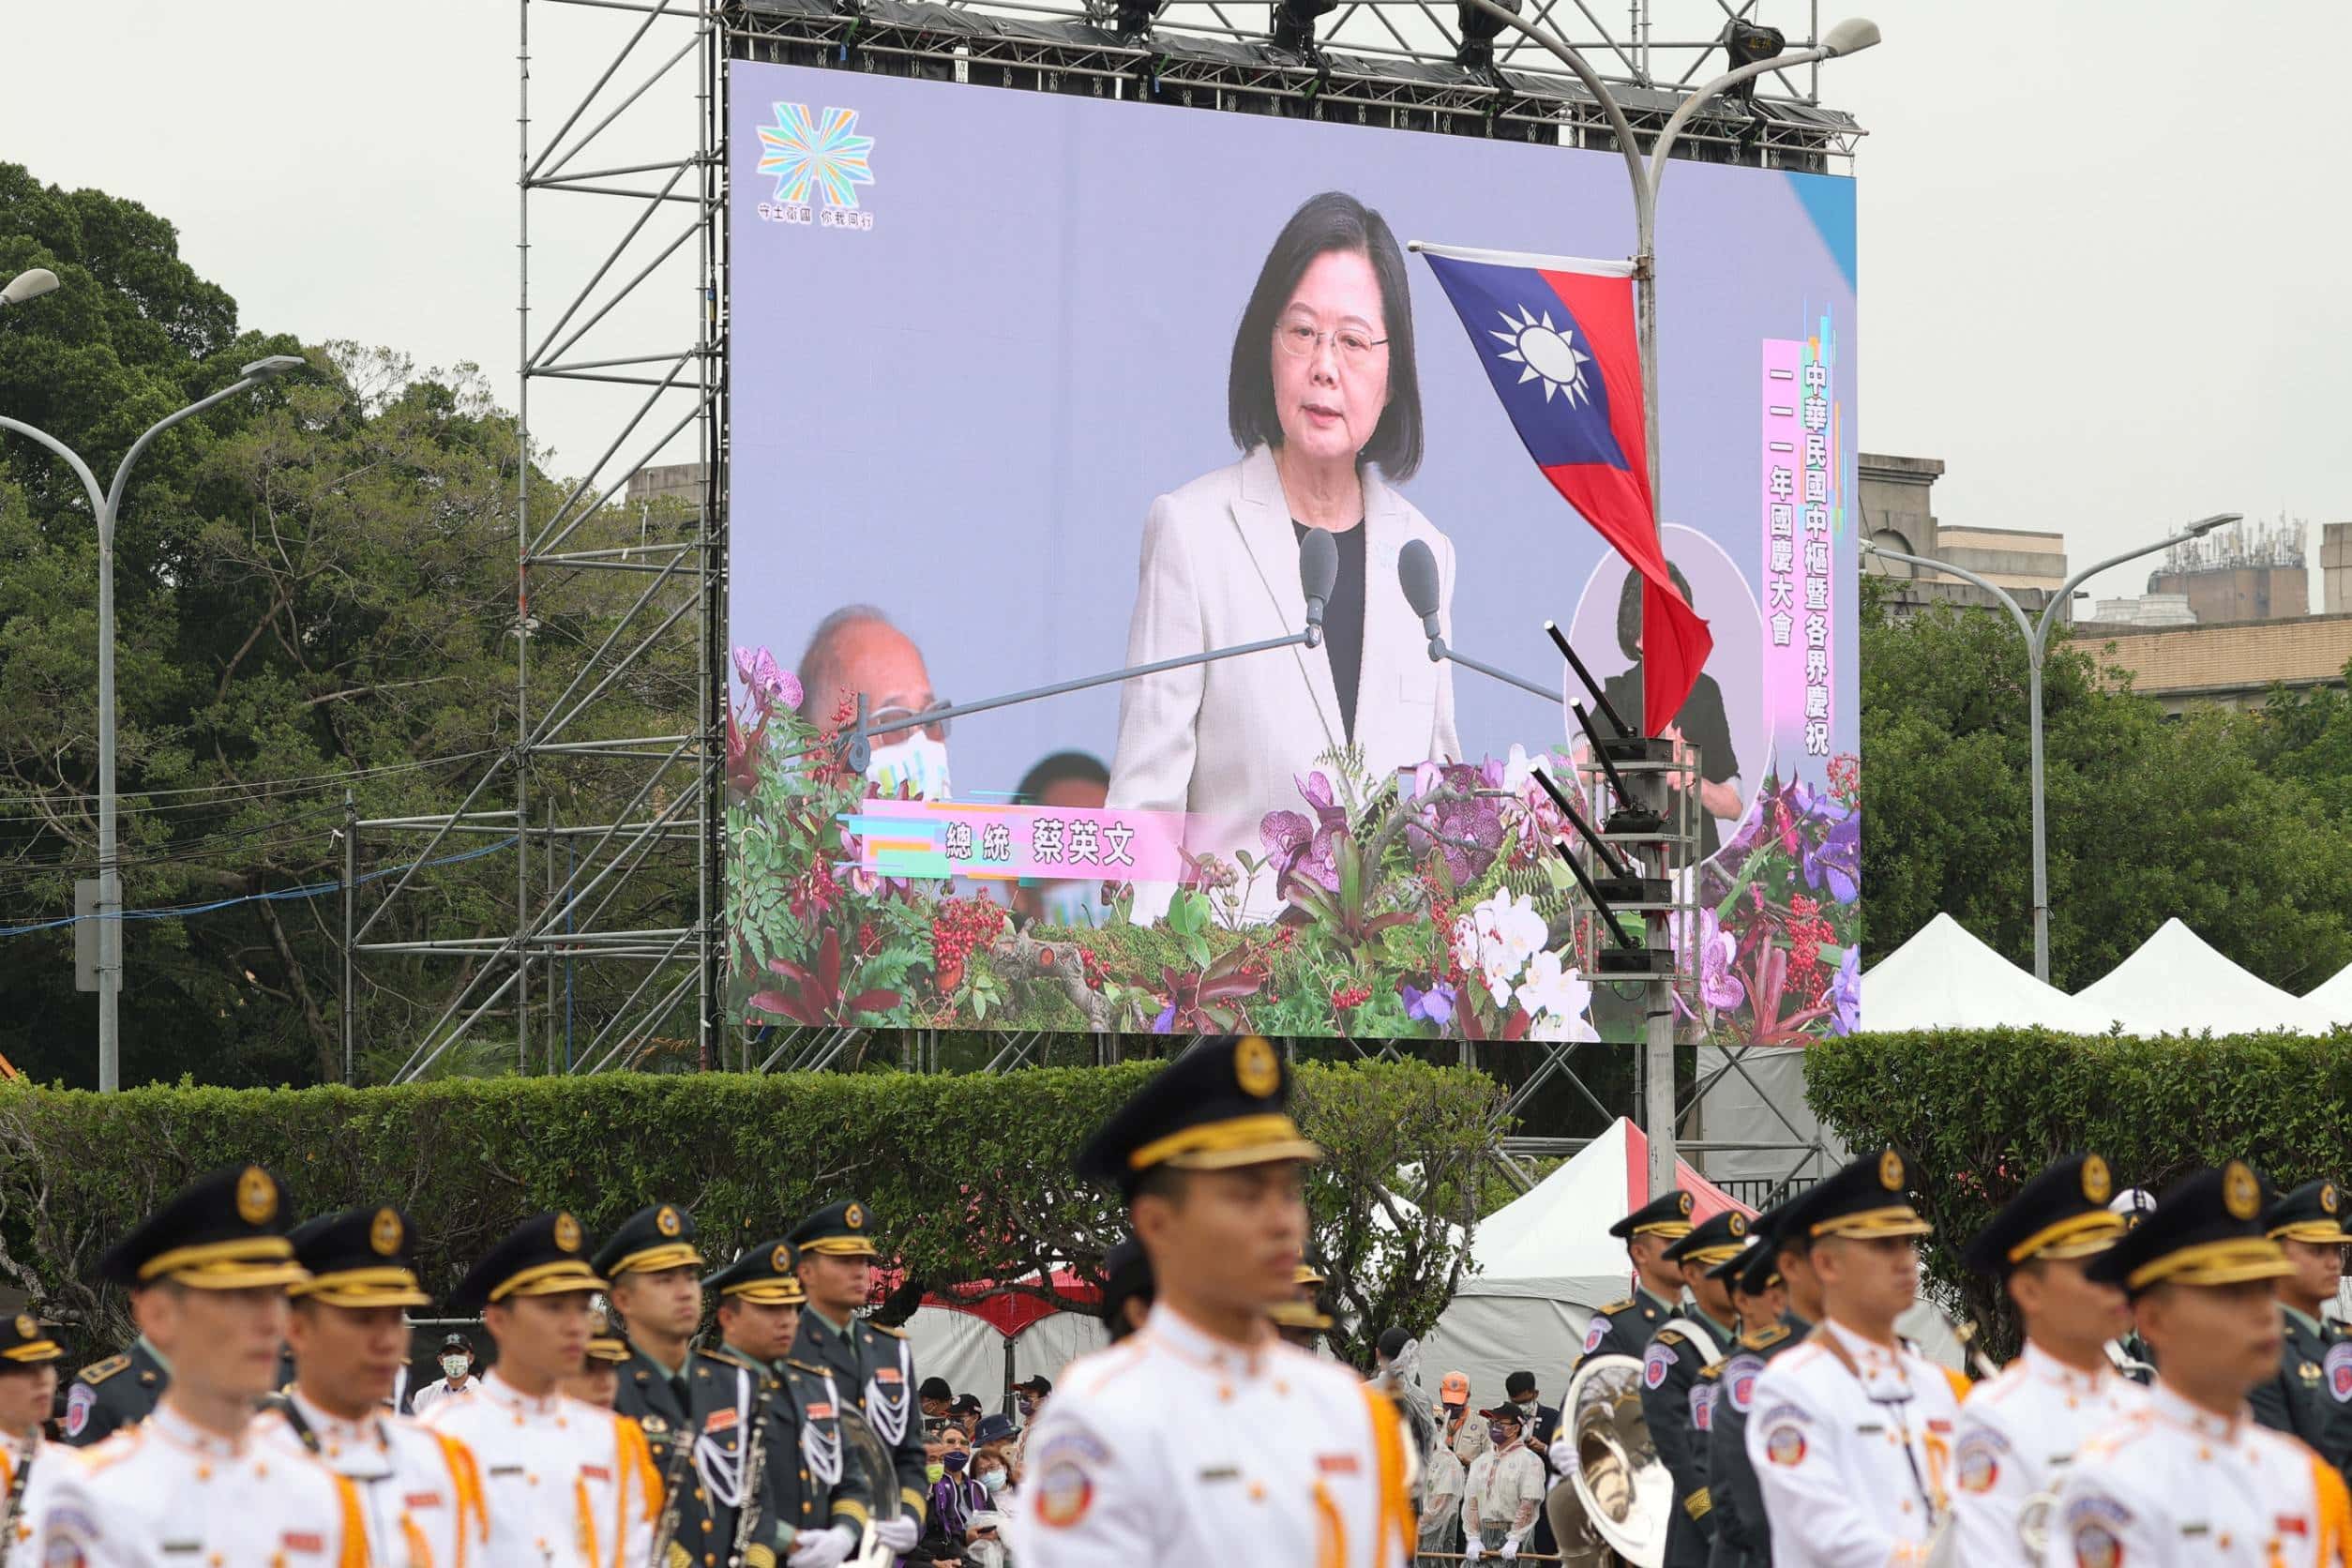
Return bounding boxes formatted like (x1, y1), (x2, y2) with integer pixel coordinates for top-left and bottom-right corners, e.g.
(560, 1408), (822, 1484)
(1443, 1370), (1487, 1468)
(1012, 752), (1114, 930)
(1459, 1404), (1544, 1561)
(797, 606), (956, 802)
(405, 1331), (479, 1416)
(972, 1420), (1018, 1498)
(918, 1425), (987, 1564)
(1419, 1383), (1470, 1563)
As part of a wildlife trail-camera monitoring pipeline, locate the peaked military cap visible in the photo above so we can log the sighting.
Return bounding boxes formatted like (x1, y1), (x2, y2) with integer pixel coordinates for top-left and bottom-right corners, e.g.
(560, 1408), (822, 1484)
(449, 1212), (607, 1315)
(789, 1198), (881, 1259)
(1100, 1234), (1153, 1323)
(1607, 1190), (1695, 1243)
(0, 1312), (60, 1365)
(2088, 1160), (2291, 1298)
(705, 1239), (806, 1305)
(1664, 1209), (1751, 1267)
(584, 1304), (629, 1364)
(1781, 1148), (1932, 1247)
(1707, 1239), (1758, 1287)
(591, 1201), (705, 1278)
(1737, 1242), (1784, 1298)
(1074, 1035), (1322, 1196)
(2264, 1178), (2352, 1245)
(1961, 1153), (2127, 1277)
(286, 1205), (433, 1309)
(1270, 1299), (1334, 1331)
(93, 1165), (308, 1291)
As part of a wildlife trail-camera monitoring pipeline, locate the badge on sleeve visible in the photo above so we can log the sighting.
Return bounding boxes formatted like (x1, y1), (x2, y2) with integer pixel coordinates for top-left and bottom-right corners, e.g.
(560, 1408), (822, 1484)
(2325, 1341), (2352, 1403)
(64, 1383), (94, 1440)
(2064, 1495), (2132, 1568)
(1954, 1427), (2006, 1494)
(1582, 1317), (1609, 1354)
(1642, 1342), (1675, 1390)
(1723, 1354), (1763, 1414)
(1034, 1459), (1096, 1529)
(1689, 1383), (1715, 1433)
(1761, 1423), (1806, 1467)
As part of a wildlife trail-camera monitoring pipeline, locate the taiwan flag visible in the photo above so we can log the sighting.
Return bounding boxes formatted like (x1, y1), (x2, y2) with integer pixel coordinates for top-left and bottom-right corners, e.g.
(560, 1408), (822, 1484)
(1416, 242), (1711, 735)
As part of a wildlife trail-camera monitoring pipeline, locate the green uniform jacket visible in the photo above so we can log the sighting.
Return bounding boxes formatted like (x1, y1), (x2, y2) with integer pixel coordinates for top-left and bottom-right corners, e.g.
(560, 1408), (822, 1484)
(1703, 1315), (1808, 1568)
(1640, 1313), (1737, 1568)
(62, 1341), (166, 1447)
(795, 1306), (929, 1523)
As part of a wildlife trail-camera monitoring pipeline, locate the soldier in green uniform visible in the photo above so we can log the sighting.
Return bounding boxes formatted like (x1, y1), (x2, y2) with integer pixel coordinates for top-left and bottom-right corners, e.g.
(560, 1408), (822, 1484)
(594, 1200), (746, 1564)
(790, 1199), (927, 1558)
(1576, 1190), (1696, 1367)
(1641, 1210), (1749, 1567)
(2254, 1177), (2352, 1470)
(1704, 1204), (1820, 1568)
(702, 1239), (873, 1568)
(60, 1333), (165, 1446)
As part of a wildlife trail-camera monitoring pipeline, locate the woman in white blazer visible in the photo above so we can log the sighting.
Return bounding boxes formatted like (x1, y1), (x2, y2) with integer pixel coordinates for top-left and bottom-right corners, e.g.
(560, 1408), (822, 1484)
(1109, 191), (1461, 923)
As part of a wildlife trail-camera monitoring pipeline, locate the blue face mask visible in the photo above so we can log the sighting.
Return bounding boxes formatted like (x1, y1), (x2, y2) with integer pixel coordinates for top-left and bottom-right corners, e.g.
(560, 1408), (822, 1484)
(943, 1450), (970, 1473)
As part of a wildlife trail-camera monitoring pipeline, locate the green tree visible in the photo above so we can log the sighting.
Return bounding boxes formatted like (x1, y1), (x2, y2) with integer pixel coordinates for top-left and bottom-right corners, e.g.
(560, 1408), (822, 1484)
(1860, 580), (2352, 992)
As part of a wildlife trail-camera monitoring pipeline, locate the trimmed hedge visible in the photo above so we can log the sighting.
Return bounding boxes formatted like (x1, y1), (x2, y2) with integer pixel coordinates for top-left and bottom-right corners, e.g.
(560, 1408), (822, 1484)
(1806, 1027), (2352, 1355)
(0, 1060), (1500, 1366)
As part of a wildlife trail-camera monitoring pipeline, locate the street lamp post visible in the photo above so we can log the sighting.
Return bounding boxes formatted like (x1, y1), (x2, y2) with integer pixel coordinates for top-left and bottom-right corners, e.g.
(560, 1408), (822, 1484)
(1862, 512), (2237, 985)
(0, 351), (307, 1090)
(1452, 2), (1879, 1193)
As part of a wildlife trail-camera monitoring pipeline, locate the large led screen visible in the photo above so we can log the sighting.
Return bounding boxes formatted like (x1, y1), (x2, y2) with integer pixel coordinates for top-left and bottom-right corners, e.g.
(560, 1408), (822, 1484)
(725, 62), (1861, 1044)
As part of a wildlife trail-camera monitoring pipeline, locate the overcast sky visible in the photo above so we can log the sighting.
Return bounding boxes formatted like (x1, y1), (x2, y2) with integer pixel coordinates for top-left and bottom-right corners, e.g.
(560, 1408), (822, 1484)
(5, 0), (2347, 607)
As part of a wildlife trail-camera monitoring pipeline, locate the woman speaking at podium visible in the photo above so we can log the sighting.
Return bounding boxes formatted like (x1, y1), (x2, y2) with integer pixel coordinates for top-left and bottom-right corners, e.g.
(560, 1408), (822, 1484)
(1108, 190), (1462, 923)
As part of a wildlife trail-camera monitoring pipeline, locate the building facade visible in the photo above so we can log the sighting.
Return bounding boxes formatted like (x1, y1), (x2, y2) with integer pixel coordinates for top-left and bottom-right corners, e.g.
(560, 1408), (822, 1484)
(1859, 453), (2072, 621)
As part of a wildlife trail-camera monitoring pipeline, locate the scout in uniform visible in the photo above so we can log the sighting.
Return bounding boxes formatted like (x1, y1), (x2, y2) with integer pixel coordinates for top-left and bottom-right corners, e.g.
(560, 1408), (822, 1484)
(1949, 1153), (2145, 1565)
(1578, 1190), (1696, 1367)
(1010, 1034), (1414, 1568)
(34, 1165), (369, 1566)
(2254, 1177), (2352, 1469)
(0, 1311), (62, 1564)
(790, 1199), (927, 1558)
(704, 1240), (873, 1568)
(254, 1204), (492, 1563)
(417, 1212), (664, 1566)
(1643, 1210), (1748, 1567)
(2051, 1161), (2352, 1566)
(1698, 1223), (1805, 1568)
(59, 1337), (163, 1450)
(1744, 1150), (1967, 1566)
(1459, 1403), (1545, 1560)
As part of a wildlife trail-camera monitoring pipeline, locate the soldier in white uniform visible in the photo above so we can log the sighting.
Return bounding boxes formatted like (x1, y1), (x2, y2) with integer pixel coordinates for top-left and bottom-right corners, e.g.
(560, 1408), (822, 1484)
(1950, 1153), (2144, 1563)
(255, 1204), (491, 1562)
(1011, 1034), (1415, 1568)
(35, 1164), (369, 1567)
(2047, 1160), (2352, 1566)
(418, 1210), (664, 1565)
(1745, 1149), (1969, 1566)
(0, 1310), (64, 1565)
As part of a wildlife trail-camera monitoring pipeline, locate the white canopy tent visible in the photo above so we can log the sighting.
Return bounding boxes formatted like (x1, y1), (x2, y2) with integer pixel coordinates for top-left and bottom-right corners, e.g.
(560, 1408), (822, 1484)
(2075, 918), (2341, 1036)
(2309, 962), (2352, 1029)
(1861, 912), (2114, 1033)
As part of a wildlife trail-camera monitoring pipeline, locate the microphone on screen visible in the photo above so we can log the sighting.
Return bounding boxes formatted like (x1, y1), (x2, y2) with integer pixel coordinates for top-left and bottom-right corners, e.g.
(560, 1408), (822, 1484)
(1299, 527), (1339, 649)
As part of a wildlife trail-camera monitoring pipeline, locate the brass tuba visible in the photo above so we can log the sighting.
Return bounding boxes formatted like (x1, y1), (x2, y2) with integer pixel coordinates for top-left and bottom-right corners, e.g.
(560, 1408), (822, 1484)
(1540, 1353), (1670, 1568)
(835, 1405), (910, 1568)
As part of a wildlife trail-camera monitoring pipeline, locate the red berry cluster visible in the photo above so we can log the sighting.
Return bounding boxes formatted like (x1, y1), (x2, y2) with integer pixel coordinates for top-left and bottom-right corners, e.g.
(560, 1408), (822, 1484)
(1785, 893), (1834, 977)
(1330, 983), (1373, 1013)
(1827, 753), (1860, 810)
(930, 898), (1006, 993)
(1078, 947), (1110, 991)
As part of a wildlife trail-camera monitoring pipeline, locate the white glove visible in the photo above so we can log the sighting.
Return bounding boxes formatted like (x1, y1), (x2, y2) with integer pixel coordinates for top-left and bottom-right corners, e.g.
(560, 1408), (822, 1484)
(787, 1524), (859, 1568)
(872, 1514), (922, 1553)
(1463, 1539), (1485, 1562)
(1549, 1436), (1581, 1479)
(1500, 1536), (1522, 1561)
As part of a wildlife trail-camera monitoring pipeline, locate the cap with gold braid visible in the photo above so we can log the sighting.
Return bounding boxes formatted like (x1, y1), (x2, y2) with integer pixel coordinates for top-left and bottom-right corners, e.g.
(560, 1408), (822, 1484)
(1074, 1035), (1322, 1196)
(1735, 1240), (1783, 1298)
(2088, 1161), (2293, 1299)
(2264, 1178), (2352, 1245)
(1607, 1190), (1696, 1243)
(584, 1304), (630, 1364)
(788, 1199), (881, 1259)
(92, 1165), (309, 1291)
(0, 1312), (61, 1365)
(1665, 1209), (1750, 1268)
(447, 1212), (608, 1316)
(1960, 1153), (2129, 1278)
(590, 1201), (705, 1279)
(705, 1239), (807, 1305)
(1782, 1148), (1933, 1248)
(286, 1205), (434, 1308)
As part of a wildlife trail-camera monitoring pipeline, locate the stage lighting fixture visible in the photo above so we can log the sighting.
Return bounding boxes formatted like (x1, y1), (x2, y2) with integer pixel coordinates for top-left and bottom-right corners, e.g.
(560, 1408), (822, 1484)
(1454, 0), (1519, 71)
(1720, 19), (1785, 102)
(1272, 0), (1339, 57)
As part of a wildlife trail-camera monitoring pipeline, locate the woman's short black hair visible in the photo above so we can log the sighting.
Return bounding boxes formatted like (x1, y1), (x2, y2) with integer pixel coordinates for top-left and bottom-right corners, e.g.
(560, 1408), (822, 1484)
(1228, 190), (1423, 481)
(1615, 560), (1695, 661)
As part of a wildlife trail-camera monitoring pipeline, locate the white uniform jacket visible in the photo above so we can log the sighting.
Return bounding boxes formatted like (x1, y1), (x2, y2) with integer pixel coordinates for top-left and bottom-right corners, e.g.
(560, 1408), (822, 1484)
(1951, 1342), (2145, 1566)
(2, 1429), (51, 1568)
(1745, 1319), (1967, 1567)
(2045, 1380), (2352, 1567)
(255, 1390), (490, 1566)
(34, 1401), (367, 1567)
(1009, 1302), (1414, 1568)
(416, 1368), (658, 1567)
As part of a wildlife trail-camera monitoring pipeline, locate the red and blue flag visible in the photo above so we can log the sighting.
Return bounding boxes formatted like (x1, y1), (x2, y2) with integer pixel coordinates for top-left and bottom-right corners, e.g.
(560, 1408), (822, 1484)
(1416, 243), (1711, 735)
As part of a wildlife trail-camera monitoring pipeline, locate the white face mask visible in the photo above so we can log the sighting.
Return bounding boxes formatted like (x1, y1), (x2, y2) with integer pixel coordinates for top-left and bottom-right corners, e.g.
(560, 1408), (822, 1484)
(976, 1468), (1005, 1494)
(441, 1356), (470, 1380)
(866, 732), (952, 799)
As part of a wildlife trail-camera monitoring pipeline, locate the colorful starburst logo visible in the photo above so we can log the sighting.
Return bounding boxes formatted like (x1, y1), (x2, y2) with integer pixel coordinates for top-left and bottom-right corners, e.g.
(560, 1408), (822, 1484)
(757, 104), (875, 209)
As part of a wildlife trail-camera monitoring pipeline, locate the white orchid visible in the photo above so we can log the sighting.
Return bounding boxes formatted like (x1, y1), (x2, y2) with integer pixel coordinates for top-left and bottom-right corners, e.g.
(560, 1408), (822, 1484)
(1516, 949), (1599, 1039)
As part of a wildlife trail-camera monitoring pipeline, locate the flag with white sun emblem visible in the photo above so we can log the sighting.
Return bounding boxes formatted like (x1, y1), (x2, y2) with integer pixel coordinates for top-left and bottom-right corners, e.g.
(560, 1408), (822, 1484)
(1415, 242), (1712, 736)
